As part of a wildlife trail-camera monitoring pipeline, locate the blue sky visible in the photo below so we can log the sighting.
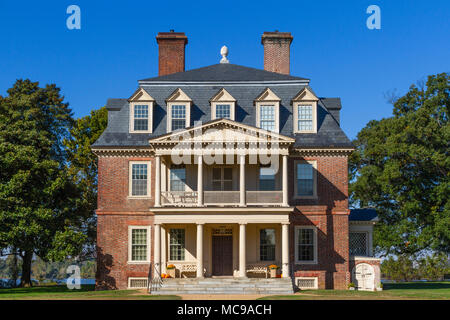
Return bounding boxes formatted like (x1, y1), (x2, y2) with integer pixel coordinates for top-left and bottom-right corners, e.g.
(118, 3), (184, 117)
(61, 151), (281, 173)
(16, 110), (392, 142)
(0, 0), (448, 139)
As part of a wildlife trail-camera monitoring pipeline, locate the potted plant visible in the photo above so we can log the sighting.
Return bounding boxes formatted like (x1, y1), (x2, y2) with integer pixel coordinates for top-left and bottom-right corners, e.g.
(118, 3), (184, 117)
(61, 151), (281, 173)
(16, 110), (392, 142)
(268, 265), (278, 278)
(167, 264), (176, 278)
(348, 282), (356, 290)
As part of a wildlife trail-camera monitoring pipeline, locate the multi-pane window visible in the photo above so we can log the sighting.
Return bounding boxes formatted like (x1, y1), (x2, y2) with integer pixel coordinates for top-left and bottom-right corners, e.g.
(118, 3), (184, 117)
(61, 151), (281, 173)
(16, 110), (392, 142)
(297, 105), (313, 131)
(169, 229), (185, 261)
(260, 229), (276, 261)
(297, 227), (315, 262)
(133, 105), (149, 131)
(215, 104), (231, 119)
(349, 232), (368, 256)
(170, 166), (186, 191)
(131, 228), (148, 261)
(259, 105), (276, 132)
(296, 163), (314, 196)
(212, 167), (233, 191)
(131, 163), (148, 196)
(259, 167), (276, 191)
(171, 105), (186, 130)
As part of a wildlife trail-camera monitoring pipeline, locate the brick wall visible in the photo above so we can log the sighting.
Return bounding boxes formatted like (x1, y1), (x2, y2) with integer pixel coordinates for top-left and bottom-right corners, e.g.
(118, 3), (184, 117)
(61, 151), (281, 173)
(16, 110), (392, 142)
(96, 214), (153, 290)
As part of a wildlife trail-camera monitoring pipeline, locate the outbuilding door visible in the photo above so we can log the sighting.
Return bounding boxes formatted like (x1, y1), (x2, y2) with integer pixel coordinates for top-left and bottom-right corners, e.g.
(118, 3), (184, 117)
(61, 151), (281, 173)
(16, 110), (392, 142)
(212, 235), (233, 276)
(353, 263), (375, 291)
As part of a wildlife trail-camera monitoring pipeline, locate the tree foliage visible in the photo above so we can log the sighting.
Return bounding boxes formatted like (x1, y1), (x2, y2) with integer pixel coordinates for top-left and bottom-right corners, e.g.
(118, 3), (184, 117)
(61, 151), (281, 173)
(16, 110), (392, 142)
(349, 73), (449, 256)
(0, 80), (87, 286)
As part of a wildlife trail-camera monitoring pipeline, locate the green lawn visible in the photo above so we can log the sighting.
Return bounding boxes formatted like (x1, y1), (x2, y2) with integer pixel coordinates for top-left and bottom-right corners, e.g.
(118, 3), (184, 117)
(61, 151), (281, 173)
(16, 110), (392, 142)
(258, 282), (450, 300)
(0, 284), (180, 300)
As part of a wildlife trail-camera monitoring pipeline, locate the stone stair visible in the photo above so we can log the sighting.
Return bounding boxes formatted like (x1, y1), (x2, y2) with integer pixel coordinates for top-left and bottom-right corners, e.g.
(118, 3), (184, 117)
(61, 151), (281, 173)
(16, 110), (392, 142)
(151, 277), (294, 295)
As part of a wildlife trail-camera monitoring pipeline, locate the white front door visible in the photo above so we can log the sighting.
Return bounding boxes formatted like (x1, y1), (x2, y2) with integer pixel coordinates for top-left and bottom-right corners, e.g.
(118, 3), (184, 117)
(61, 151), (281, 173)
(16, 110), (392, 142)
(353, 263), (374, 291)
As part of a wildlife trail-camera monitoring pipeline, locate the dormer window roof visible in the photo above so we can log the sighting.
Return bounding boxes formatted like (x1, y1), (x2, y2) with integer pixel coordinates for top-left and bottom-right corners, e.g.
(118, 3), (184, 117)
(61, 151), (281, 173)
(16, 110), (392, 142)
(254, 88), (281, 133)
(292, 87), (319, 134)
(128, 88), (155, 133)
(166, 88), (192, 132)
(210, 88), (236, 121)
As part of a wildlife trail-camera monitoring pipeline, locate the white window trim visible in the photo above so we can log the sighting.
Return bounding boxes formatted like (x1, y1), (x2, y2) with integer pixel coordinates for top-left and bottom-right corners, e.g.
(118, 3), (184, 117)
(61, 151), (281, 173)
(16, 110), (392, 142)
(257, 227), (277, 263)
(349, 223), (374, 256)
(295, 226), (318, 265)
(211, 102), (235, 121)
(349, 231), (370, 257)
(128, 161), (152, 198)
(168, 165), (188, 192)
(257, 166), (278, 191)
(293, 102), (317, 133)
(167, 102), (191, 132)
(255, 101), (280, 133)
(168, 227), (186, 262)
(129, 102), (153, 133)
(128, 225), (151, 264)
(293, 160), (318, 199)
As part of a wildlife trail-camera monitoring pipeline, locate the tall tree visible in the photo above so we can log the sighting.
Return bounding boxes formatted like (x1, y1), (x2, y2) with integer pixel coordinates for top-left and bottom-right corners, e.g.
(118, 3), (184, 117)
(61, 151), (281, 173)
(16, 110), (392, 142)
(0, 79), (86, 286)
(63, 107), (108, 259)
(349, 73), (449, 256)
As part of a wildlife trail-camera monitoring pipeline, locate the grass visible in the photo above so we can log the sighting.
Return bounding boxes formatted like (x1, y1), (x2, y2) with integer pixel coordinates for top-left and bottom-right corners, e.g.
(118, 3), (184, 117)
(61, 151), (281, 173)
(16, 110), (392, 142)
(258, 281), (450, 300)
(0, 284), (181, 300)
(1, 282), (448, 300)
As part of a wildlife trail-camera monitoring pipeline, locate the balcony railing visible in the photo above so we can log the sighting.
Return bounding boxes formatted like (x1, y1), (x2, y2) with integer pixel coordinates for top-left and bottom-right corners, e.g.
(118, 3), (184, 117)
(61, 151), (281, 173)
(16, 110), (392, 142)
(160, 191), (283, 207)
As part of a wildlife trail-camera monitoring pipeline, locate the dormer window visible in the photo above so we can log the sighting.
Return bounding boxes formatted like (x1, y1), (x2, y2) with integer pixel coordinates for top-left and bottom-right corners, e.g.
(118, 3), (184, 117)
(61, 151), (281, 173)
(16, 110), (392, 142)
(210, 88), (236, 121)
(128, 88), (155, 133)
(292, 87), (318, 133)
(255, 88), (281, 133)
(166, 88), (192, 132)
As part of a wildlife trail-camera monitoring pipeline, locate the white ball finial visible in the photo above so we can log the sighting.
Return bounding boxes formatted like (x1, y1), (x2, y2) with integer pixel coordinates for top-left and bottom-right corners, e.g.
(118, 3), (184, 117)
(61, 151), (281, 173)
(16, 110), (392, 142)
(220, 45), (229, 63)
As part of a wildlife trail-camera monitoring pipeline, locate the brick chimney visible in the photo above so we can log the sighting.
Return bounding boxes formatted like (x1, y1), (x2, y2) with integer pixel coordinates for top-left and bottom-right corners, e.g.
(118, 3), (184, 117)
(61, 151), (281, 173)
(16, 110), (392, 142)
(156, 30), (188, 76)
(261, 31), (293, 75)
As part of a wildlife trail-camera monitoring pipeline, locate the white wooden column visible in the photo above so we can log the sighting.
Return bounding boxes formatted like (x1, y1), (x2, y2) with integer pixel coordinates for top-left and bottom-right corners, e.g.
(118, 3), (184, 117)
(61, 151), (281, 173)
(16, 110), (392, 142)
(239, 223), (247, 278)
(154, 224), (161, 278)
(197, 155), (203, 206)
(239, 154), (246, 207)
(161, 225), (167, 274)
(196, 223), (204, 278)
(282, 223), (290, 278)
(155, 156), (161, 207)
(282, 155), (288, 207)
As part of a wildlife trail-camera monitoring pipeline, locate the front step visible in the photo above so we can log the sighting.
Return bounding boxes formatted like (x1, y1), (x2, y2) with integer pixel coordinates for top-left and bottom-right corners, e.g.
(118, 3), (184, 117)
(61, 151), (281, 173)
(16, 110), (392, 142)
(151, 278), (294, 295)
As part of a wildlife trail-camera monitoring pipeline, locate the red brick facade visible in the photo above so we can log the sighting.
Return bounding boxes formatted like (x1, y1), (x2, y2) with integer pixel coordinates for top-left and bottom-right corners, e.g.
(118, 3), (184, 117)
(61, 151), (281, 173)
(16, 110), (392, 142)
(96, 155), (350, 290)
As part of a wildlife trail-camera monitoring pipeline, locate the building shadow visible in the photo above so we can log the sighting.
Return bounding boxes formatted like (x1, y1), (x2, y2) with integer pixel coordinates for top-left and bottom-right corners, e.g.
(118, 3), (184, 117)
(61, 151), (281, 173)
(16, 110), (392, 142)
(95, 247), (117, 290)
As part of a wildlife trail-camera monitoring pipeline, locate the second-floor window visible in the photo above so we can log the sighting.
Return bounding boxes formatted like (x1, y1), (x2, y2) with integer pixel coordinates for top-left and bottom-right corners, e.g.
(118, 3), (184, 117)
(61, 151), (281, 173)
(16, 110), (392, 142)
(260, 228), (276, 261)
(169, 228), (185, 261)
(212, 167), (233, 191)
(130, 162), (150, 197)
(259, 105), (276, 131)
(170, 166), (186, 191)
(215, 104), (231, 119)
(259, 167), (276, 191)
(295, 161), (316, 198)
(171, 105), (186, 131)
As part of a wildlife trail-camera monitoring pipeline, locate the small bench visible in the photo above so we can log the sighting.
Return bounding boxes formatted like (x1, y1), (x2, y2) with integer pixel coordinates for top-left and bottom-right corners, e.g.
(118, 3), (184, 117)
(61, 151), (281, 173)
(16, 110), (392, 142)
(246, 264), (269, 278)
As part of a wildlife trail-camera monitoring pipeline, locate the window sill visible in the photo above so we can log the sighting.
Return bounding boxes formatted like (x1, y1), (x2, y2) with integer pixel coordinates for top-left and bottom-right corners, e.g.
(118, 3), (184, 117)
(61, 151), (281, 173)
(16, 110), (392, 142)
(128, 196), (153, 200)
(127, 261), (151, 265)
(129, 131), (153, 134)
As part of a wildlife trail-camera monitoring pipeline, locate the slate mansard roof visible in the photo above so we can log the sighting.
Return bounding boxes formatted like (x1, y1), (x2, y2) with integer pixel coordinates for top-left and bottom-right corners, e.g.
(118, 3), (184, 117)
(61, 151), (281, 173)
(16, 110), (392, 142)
(92, 63), (353, 149)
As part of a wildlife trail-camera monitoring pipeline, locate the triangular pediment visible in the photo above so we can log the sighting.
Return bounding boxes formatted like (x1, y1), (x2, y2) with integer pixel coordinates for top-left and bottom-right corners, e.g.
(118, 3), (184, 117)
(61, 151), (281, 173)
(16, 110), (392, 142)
(128, 88), (155, 102)
(166, 88), (192, 102)
(210, 88), (236, 102)
(149, 119), (294, 144)
(292, 87), (319, 102)
(254, 88), (281, 103)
